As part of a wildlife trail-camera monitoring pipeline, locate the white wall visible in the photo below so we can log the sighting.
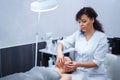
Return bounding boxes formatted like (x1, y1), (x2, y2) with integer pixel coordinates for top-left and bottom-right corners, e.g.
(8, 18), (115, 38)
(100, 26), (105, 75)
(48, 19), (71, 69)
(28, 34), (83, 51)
(83, 0), (120, 38)
(0, 0), (120, 48)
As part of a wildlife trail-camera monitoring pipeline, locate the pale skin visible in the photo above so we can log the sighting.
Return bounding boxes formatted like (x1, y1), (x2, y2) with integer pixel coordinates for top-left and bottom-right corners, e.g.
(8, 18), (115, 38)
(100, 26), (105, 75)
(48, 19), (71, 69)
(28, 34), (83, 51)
(56, 14), (98, 72)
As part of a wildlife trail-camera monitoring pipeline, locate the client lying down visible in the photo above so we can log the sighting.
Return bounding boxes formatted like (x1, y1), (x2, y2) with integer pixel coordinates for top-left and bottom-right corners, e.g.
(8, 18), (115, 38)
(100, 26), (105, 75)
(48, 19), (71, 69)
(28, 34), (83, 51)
(1, 57), (74, 80)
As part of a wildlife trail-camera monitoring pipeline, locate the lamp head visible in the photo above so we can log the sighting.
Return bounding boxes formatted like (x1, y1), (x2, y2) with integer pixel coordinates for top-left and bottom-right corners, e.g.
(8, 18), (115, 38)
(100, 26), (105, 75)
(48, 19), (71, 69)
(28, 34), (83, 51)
(30, 0), (58, 12)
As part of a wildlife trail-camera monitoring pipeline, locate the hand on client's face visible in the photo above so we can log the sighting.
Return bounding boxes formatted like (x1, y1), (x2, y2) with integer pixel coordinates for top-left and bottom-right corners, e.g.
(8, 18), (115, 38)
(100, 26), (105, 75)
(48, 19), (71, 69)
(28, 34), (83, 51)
(56, 57), (76, 73)
(56, 53), (65, 68)
(56, 60), (64, 68)
(56, 57), (71, 67)
(64, 61), (77, 72)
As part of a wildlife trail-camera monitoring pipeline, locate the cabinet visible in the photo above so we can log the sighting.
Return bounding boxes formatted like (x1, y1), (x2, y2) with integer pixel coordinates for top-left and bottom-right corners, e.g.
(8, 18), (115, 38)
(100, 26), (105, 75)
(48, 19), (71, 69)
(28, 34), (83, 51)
(39, 48), (75, 67)
(0, 44), (35, 77)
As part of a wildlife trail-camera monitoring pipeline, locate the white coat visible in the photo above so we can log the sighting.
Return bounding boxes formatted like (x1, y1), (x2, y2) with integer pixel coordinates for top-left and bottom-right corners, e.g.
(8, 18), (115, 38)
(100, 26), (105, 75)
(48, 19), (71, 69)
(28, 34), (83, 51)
(60, 30), (109, 80)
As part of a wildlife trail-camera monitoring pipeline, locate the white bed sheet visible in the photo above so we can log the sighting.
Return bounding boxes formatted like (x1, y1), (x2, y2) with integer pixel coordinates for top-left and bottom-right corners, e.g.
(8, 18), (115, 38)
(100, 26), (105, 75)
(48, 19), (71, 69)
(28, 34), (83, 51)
(0, 66), (60, 80)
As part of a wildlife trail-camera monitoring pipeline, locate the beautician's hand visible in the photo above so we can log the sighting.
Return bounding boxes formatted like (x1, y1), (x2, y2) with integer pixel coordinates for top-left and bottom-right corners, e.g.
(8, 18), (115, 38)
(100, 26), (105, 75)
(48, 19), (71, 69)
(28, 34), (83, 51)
(56, 53), (65, 68)
(64, 61), (78, 72)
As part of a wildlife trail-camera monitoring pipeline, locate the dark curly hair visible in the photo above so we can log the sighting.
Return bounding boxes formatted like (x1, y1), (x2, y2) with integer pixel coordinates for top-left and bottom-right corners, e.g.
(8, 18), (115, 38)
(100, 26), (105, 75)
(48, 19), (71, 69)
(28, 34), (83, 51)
(76, 7), (104, 33)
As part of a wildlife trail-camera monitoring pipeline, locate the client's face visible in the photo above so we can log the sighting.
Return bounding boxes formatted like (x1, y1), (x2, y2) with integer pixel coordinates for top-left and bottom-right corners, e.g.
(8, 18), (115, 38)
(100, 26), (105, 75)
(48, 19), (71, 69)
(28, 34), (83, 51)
(64, 57), (71, 62)
(56, 57), (71, 67)
(55, 57), (75, 73)
(62, 57), (75, 73)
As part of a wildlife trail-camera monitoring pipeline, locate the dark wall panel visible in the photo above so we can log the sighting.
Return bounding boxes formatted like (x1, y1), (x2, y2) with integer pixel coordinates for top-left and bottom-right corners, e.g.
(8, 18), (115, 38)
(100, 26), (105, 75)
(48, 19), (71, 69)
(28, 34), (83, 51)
(0, 44), (35, 77)
(0, 41), (47, 78)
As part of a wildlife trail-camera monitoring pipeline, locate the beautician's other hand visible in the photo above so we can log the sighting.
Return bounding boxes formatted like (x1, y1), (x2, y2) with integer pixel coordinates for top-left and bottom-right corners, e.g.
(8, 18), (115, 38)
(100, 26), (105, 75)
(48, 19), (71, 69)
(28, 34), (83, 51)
(56, 52), (65, 68)
(64, 61), (78, 72)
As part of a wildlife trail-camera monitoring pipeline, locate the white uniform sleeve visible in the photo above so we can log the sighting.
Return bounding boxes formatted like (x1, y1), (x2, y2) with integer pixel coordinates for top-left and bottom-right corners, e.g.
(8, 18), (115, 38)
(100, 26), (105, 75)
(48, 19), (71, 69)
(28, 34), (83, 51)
(93, 36), (109, 66)
(59, 31), (77, 49)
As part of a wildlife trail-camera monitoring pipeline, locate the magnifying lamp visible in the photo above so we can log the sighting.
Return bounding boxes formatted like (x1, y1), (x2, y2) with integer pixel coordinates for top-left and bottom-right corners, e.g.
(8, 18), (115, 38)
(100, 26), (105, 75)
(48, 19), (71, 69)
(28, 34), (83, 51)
(30, 0), (58, 66)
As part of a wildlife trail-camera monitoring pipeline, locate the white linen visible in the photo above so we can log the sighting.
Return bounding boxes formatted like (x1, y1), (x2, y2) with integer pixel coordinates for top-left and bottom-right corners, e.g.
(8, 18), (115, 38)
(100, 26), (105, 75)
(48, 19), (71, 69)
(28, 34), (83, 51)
(0, 66), (60, 80)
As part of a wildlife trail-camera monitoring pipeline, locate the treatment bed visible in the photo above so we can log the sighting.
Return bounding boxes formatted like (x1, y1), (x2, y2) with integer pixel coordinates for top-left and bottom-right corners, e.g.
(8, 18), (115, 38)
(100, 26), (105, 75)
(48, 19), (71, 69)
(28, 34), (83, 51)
(0, 66), (60, 80)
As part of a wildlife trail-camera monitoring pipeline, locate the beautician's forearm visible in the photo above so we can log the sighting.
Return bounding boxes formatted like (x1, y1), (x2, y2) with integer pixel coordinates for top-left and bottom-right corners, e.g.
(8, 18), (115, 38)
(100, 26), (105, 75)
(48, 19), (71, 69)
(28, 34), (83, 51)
(56, 43), (64, 64)
(57, 43), (63, 54)
(76, 61), (98, 68)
